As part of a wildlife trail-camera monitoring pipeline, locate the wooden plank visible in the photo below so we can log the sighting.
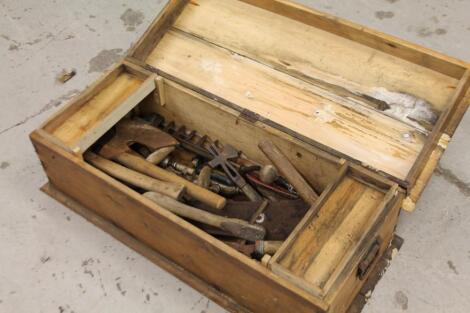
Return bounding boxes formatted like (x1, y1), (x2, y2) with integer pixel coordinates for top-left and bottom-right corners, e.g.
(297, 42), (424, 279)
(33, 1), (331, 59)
(270, 162), (349, 269)
(402, 134), (449, 212)
(30, 130), (328, 313)
(327, 196), (402, 313)
(122, 59), (156, 79)
(348, 163), (397, 191)
(47, 73), (141, 146)
(129, 0), (189, 60)
(321, 184), (398, 295)
(41, 183), (252, 313)
(302, 188), (384, 289)
(443, 69), (470, 135)
(146, 30), (426, 180)
(406, 69), (470, 185)
(51, 73), (154, 153)
(75, 75), (156, 153)
(279, 177), (366, 275)
(238, 0), (469, 79)
(42, 63), (123, 132)
(174, 0), (459, 112)
(444, 88), (470, 135)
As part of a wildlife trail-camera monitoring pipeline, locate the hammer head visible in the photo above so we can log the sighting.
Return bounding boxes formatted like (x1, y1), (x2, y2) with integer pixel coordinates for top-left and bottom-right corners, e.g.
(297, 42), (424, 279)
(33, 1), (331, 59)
(99, 119), (179, 159)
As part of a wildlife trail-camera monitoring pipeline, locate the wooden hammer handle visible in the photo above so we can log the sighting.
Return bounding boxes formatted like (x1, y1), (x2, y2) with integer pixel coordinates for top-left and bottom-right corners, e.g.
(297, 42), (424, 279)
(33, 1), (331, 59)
(113, 152), (226, 210)
(258, 140), (318, 204)
(85, 152), (185, 200)
(144, 192), (265, 241)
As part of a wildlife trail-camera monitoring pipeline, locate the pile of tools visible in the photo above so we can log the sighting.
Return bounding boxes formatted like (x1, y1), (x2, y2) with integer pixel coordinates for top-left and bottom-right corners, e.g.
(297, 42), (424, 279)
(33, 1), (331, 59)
(85, 114), (319, 260)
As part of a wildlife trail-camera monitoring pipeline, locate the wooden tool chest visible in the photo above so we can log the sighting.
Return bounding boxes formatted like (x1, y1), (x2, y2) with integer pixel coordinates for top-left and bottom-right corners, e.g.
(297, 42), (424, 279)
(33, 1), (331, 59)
(30, 1), (470, 312)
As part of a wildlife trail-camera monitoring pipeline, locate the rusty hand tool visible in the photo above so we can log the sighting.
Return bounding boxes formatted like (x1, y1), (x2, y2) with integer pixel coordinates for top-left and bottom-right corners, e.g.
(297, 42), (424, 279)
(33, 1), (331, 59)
(207, 170), (234, 186)
(144, 192), (266, 241)
(146, 113), (213, 160)
(208, 143), (262, 202)
(85, 152), (185, 200)
(209, 182), (241, 196)
(246, 174), (299, 200)
(160, 157), (196, 176)
(258, 140), (319, 205)
(97, 119), (226, 210)
(99, 119), (178, 159)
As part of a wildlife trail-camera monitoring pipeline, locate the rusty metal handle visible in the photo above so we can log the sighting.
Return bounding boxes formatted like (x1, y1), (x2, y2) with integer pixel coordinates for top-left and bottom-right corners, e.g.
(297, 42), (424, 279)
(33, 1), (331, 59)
(357, 238), (382, 280)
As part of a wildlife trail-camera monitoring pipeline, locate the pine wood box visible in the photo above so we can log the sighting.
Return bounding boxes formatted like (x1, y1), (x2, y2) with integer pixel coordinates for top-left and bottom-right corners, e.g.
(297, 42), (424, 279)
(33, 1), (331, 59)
(30, 1), (470, 312)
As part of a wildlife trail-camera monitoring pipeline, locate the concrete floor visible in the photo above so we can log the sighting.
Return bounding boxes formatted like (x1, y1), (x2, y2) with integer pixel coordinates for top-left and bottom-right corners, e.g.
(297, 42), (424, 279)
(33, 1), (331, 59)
(1, 0), (469, 312)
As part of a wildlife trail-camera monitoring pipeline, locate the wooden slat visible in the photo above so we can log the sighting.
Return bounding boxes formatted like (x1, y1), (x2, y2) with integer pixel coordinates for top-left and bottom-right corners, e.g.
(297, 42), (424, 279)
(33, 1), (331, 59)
(276, 178), (385, 291)
(239, 0), (469, 79)
(146, 30), (426, 180)
(50, 73), (141, 143)
(174, 0), (459, 112)
(269, 162), (349, 269)
(443, 69), (470, 135)
(49, 73), (154, 153)
(444, 89), (470, 136)
(42, 63), (124, 132)
(320, 185), (398, 295)
(279, 177), (366, 275)
(326, 196), (402, 313)
(406, 69), (470, 184)
(402, 134), (449, 212)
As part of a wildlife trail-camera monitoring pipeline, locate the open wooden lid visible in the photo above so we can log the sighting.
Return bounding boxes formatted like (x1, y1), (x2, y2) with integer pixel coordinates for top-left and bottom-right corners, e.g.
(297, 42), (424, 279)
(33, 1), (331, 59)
(129, 0), (470, 185)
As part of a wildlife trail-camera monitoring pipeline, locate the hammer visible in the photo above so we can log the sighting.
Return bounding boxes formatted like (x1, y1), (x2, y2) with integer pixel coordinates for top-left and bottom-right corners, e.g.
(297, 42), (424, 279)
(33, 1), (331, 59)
(144, 192), (265, 241)
(99, 119), (227, 210)
(85, 152), (185, 200)
(259, 140), (319, 205)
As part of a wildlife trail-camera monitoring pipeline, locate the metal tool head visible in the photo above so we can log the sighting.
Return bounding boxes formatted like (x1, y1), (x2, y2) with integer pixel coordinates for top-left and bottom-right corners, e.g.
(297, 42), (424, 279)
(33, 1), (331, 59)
(208, 143), (240, 168)
(99, 119), (179, 159)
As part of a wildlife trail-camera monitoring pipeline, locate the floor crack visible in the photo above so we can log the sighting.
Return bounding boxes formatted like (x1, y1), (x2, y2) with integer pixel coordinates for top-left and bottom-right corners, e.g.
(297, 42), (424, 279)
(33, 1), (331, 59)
(0, 89), (80, 136)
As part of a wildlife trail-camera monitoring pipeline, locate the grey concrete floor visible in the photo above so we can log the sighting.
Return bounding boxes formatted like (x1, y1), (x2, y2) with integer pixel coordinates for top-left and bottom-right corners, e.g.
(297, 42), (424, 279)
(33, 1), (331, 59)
(0, 0), (469, 312)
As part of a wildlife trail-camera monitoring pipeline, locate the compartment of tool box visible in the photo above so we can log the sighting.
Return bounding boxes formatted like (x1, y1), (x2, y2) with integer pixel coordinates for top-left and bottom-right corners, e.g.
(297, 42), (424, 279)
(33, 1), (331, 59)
(269, 163), (402, 312)
(41, 62), (157, 154)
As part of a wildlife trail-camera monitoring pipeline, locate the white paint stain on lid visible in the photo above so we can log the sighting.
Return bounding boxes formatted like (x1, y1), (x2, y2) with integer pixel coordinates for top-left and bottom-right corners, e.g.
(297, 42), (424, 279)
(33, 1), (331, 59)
(371, 87), (437, 131)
